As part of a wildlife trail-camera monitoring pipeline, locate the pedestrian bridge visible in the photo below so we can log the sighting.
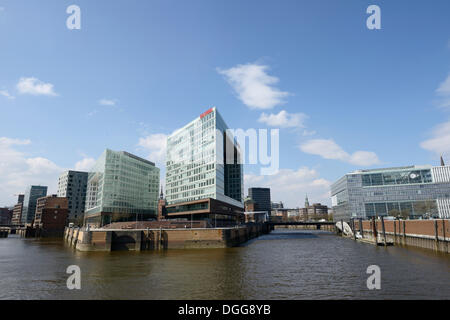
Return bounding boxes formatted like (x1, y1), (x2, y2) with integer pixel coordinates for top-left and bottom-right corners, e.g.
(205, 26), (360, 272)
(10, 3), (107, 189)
(268, 221), (335, 230)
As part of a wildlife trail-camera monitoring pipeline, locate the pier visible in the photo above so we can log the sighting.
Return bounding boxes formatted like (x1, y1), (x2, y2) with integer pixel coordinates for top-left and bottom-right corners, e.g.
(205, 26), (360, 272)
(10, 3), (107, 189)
(64, 223), (271, 251)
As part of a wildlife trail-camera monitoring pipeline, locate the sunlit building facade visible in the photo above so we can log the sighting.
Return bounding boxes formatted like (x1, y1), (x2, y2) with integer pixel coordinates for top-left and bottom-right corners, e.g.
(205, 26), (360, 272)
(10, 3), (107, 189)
(165, 107), (243, 208)
(331, 165), (450, 221)
(84, 149), (160, 227)
(57, 170), (88, 224)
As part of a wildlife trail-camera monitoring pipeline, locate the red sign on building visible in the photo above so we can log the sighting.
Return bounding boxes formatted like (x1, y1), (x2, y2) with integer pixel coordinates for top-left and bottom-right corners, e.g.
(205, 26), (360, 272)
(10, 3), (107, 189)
(200, 108), (213, 119)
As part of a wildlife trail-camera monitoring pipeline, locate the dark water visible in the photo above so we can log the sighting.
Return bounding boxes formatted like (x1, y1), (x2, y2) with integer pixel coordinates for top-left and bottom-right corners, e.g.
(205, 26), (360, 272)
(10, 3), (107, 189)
(0, 230), (449, 300)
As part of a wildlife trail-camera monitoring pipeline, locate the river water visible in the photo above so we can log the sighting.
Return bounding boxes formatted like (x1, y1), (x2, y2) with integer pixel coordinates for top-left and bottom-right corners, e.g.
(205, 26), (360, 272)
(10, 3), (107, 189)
(0, 230), (449, 300)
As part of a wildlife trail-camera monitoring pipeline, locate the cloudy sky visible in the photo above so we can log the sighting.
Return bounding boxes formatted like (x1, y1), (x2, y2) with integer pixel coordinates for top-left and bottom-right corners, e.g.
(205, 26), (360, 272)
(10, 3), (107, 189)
(1, 0), (450, 207)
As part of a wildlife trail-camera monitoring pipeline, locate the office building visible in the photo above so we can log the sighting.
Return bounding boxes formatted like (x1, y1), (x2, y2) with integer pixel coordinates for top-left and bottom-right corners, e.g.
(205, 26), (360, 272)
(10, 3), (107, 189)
(84, 149), (160, 227)
(12, 203), (23, 225)
(331, 165), (450, 221)
(164, 107), (244, 224)
(57, 170), (88, 224)
(21, 186), (48, 224)
(33, 195), (68, 237)
(11, 194), (24, 225)
(248, 187), (271, 213)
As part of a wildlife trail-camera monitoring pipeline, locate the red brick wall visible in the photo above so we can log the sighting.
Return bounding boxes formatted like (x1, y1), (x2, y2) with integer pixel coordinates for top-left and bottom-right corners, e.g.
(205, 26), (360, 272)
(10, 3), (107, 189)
(353, 219), (449, 238)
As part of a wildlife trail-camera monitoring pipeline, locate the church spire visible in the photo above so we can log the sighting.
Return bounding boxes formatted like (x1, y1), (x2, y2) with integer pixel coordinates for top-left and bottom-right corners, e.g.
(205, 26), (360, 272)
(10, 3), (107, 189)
(440, 155), (445, 167)
(160, 186), (164, 199)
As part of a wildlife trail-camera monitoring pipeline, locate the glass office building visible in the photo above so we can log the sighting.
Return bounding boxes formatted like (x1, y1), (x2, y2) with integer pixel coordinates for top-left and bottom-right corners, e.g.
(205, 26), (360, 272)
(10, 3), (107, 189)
(331, 165), (450, 221)
(84, 149), (160, 226)
(21, 185), (48, 224)
(165, 107), (243, 208)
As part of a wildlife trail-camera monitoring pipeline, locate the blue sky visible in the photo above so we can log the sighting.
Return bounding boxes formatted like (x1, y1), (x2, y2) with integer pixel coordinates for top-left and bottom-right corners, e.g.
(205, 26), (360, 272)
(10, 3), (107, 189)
(1, 0), (450, 207)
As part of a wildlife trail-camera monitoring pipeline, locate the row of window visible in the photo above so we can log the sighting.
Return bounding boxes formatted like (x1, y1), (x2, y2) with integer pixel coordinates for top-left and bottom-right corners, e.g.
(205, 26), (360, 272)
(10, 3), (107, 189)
(362, 170), (433, 187)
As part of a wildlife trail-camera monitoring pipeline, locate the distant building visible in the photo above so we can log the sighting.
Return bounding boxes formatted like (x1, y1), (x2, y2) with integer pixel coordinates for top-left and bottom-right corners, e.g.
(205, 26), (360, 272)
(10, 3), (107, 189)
(57, 170), (88, 224)
(244, 211), (268, 223)
(331, 165), (450, 221)
(11, 194), (24, 225)
(0, 208), (12, 225)
(157, 187), (167, 221)
(21, 186), (48, 225)
(300, 196), (329, 221)
(244, 197), (256, 212)
(33, 195), (68, 237)
(271, 201), (284, 209)
(248, 188), (271, 213)
(12, 203), (23, 225)
(84, 149), (160, 227)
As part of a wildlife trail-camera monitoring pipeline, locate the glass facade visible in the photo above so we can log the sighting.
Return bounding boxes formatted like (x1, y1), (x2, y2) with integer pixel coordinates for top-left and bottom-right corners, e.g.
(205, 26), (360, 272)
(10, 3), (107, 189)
(165, 107), (243, 207)
(21, 185), (48, 224)
(84, 149), (160, 223)
(331, 165), (450, 221)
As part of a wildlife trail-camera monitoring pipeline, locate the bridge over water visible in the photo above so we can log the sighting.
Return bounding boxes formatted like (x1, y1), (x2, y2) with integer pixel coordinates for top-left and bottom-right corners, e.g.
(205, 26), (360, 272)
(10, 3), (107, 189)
(268, 221), (336, 231)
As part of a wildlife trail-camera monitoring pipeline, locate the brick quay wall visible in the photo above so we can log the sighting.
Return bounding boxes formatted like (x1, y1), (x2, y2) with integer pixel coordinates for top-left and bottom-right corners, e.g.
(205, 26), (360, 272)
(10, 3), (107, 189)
(349, 219), (449, 253)
(64, 223), (270, 252)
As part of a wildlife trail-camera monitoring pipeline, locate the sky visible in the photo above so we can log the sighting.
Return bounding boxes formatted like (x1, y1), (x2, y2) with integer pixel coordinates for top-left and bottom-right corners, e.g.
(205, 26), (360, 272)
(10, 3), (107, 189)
(1, 0), (450, 208)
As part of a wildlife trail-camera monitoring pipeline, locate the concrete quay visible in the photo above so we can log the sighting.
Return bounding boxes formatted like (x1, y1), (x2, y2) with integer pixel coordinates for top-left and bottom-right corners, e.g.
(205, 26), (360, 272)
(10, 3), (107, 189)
(64, 223), (270, 252)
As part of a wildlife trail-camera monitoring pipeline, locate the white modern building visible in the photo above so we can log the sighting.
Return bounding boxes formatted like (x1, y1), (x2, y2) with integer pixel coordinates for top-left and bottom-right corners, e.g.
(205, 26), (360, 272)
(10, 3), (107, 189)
(165, 107), (243, 208)
(57, 170), (88, 224)
(331, 165), (450, 221)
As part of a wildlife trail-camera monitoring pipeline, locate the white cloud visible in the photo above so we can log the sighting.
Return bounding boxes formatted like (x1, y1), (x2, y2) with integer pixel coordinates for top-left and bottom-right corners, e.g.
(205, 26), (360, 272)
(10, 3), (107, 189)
(74, 157), (96, 171)
(138, 133), (168, 165)
(300, 139), (380, 166)
(218, 63), (289, 109)
(436, 75), (450, 109)
(245, 167), (331, 208)
(0, 137), (63, 206)
(258, 110), (307, 128)
(98, 99), (117, 106)
(436, 75), (450, 95)
(420, 120), (450, 157)
(16, 77), (57, 96)
(0, 89), (15, 100)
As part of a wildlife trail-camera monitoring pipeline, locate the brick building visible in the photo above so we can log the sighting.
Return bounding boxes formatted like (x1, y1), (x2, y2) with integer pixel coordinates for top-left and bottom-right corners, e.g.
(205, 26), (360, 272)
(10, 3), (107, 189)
(0, 208), (13, 225)
(33, 195), (68, 237)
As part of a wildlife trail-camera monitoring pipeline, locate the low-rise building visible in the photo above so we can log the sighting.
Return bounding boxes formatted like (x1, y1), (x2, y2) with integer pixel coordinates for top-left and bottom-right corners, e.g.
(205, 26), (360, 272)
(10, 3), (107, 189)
(0, 208), (12, 225)
(33, 195), (68, 237)
(12, 203), (23, 225)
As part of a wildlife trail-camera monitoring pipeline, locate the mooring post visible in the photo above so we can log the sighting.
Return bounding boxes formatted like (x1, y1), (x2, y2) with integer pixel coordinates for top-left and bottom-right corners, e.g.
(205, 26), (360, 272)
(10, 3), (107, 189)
(394, 219), (397, 242)
(352, 219), (356, 240)
(434, 220), (439, 251)
(403, 220), (406, 245)
(442, 219), (448, 254)
(372, 216), (377, 243)
(381, 216), (387, 245)
(359, 218), (364, 239)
